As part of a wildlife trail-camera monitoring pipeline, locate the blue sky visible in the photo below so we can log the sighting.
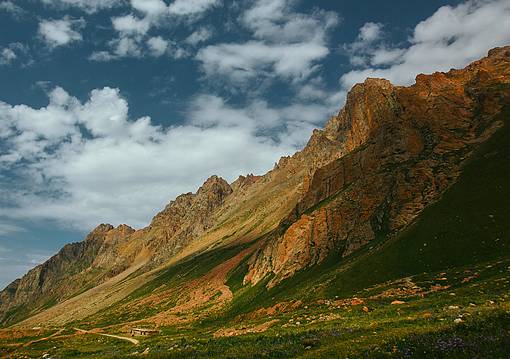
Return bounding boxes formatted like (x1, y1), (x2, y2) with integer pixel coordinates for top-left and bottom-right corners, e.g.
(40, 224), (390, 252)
(0, 0), (509, 289)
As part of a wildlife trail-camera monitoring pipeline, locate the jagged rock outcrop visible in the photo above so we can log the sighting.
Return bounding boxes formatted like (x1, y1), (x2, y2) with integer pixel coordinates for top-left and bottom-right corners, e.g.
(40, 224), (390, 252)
(231, 174), (262, 194)
(245, 47), (510, 287)
(146, 175), (233, 262)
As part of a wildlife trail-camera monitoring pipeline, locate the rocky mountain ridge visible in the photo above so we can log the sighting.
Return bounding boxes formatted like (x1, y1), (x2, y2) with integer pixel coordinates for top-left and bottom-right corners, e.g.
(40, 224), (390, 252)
(1, 46), (509, 327)
(245, 47), (510, 286)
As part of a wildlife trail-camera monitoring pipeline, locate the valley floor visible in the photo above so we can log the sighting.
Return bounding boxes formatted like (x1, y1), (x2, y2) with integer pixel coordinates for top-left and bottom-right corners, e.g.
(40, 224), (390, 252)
(2, 255), (509, 358)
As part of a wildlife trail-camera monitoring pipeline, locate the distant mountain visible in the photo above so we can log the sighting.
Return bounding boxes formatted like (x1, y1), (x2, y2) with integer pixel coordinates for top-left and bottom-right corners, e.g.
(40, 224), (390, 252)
(1, 46), (509, 335)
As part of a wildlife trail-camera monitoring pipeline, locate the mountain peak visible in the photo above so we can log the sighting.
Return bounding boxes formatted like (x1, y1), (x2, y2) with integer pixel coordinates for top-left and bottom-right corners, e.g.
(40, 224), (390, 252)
(85, 223), (114, 242)
(323, 76), (397, 149)
(200, 174), (230, 188)
(197, 175), (232, 199)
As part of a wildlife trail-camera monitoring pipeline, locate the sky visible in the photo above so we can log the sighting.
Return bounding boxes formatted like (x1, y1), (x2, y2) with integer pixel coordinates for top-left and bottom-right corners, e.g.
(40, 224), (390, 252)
(1, 0), (509, 289)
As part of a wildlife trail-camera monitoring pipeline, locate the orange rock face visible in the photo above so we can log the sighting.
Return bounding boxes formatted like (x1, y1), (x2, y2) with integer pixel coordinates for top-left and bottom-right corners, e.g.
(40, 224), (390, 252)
(245, 47), (510, 287)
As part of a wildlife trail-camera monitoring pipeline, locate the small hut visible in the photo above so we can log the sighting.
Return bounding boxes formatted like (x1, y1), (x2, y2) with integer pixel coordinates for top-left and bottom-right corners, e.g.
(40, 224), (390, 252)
(130, 328), (159, 337)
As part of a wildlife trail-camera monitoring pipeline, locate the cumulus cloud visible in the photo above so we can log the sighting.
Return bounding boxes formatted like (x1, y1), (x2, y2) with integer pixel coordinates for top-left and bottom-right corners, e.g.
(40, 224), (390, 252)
(38, 17), (86, 48)
(147, 36), (169, 57)
(92, 3), (204, 62)
(117, 0), (219, 33)
(341, 0), (510, 88)
(196, 0), (339, 87)
(88, 51), (116, 62)
(357, 22), (383, 44)
(343, 22), (384, 66)
(0, 85), (342, 230)
(242, 0), (339, 43)
(40, 0), (123, 14)
(112, 14), (150, 35)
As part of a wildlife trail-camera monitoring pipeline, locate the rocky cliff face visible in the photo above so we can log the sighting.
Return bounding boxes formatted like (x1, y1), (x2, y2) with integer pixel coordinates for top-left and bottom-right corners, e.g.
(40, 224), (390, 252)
(146, 175), (233, 262)
(245, 47), (510, 287)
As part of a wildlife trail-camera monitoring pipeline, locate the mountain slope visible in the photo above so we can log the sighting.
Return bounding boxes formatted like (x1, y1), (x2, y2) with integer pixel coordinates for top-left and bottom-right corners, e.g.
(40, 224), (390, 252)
(1, 46), (509, 332)
(245, 46), (510, 287)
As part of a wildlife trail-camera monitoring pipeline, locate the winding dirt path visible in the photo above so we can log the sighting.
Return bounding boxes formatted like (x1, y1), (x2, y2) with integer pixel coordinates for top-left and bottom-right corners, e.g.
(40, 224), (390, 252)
(74, 328), (139, 345)
(22, 328), (65, 347)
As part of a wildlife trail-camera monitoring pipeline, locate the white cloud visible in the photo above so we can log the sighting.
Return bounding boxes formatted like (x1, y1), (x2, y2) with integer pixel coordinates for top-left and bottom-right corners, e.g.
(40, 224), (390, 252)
(40, 0), (123, 14)
(168, 0), (220, 16)
(358, 22), (383, 43)
(117, 0), (220, 35)
(112, 14), (150, 35)
(0, 48), (16, 65)
(197, 41), (329, 84)
(131, 0), (167, 17)
(93, 0), (219, 61)
(342, 22), (384, 66)
(111, 36), (144, 57)
(38, 17), (86, 48)
(341, 0), (510, 88)
(0, 85), (343, 230)
(185, 27), (213, 46)
(369, 48), (406, 66)
(242, 0), (339, 43)
(94, 15), (150, 60)
(147, 36), (169, 57)
(196, 0), (339, 87)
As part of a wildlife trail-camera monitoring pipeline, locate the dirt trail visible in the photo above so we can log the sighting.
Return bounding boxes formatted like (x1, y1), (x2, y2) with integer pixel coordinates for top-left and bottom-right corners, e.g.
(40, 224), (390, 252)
(74, 328), (139, 345)
(22, 328), (65, 347)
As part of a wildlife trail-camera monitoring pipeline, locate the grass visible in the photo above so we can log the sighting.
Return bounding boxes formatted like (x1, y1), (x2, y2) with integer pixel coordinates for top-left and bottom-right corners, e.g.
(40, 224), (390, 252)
(3, 259), (509, 358)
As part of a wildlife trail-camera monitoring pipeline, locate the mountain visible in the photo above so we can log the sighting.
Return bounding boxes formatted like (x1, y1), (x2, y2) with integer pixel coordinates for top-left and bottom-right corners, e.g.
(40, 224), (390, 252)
(1, 47), (510, 358)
